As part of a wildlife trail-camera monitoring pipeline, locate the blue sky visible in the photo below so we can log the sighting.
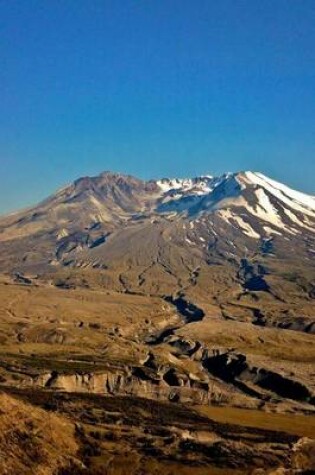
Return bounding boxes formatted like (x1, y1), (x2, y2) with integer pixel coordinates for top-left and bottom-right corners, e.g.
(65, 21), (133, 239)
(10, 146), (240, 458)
(1, 0), (314, 213)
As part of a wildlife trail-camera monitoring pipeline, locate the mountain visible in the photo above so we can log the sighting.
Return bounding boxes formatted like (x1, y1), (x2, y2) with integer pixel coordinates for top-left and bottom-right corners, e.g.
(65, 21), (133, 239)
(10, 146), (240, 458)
(0, 170), (314, 274)
(0, 170), (315, 473)
(0, 168), (314, 324)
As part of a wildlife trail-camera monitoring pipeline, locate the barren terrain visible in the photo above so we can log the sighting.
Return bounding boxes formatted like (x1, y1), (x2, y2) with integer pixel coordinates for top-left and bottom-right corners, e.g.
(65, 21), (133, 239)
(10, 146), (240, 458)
(0, 171), (314, 473)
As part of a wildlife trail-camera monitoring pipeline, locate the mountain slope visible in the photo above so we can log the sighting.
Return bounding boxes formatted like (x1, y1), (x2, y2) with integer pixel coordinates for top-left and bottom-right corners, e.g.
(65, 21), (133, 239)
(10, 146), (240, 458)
(0, 170), (314, 275)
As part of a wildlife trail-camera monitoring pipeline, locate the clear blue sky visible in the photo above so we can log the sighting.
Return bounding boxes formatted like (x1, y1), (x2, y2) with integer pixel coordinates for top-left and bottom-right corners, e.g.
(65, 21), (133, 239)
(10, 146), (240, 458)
(1, 0), (314, 214)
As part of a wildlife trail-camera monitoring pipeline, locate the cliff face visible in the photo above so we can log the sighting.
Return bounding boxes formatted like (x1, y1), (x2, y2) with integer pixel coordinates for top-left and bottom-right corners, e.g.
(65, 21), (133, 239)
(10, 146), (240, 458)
(33, 370), (213, 405)
(12, 338), (314, 412)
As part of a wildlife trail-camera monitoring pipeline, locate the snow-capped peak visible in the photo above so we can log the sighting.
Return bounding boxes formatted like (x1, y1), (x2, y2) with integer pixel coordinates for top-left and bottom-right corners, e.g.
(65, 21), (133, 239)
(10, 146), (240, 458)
(155, 171), (315, 240)
(156, 176), (214, 195)
(240, 171), (315, 215)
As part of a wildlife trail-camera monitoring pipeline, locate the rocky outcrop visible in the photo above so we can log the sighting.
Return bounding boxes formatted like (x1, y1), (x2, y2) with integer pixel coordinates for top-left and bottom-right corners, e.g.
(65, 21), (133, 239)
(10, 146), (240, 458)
(202, 352), (315, 405)
(25, 361), (232, 406)
(25, 338), (314, 409)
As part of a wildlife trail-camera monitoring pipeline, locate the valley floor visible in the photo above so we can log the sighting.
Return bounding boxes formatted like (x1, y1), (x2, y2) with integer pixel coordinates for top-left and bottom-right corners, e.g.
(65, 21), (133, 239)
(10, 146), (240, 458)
(0, 274), (314, 474)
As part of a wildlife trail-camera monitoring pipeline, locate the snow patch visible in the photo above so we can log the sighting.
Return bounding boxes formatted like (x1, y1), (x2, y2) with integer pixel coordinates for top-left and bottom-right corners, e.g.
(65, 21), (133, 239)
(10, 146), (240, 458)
(283, 208), (314, 232)
(57, 229), (69, 240)
(263, 226), (282, 236)
(219, 209), (260, 239)
(244, 172), (315, 217)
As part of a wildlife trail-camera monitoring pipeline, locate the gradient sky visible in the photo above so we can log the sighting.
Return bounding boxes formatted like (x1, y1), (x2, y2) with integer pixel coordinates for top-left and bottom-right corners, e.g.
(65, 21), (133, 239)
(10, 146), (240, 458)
(1, 0), (314, 214)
